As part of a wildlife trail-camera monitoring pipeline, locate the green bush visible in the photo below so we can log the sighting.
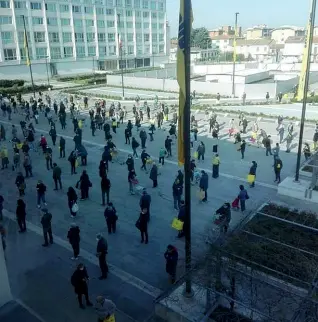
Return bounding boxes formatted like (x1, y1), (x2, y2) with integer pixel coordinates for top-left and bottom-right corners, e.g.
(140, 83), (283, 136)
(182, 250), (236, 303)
(0, 79), (25, 88)
(0, 84), (52, 95)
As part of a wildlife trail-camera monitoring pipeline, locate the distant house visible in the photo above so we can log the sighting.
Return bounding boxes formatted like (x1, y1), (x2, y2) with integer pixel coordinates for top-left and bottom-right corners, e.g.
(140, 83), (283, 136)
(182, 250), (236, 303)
(283, 36), (318, 62)
(271, 26), (305, 45)
(210, 35), (235, 52)
(169, 47), (218, 62)
(245, 25), (273, 40)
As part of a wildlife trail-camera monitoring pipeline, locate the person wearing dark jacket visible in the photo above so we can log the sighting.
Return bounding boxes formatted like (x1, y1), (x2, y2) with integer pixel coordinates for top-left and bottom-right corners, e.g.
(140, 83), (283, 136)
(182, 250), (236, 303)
(52, 163), (62, 190)
(139, 129), (147, 149)
(15, 172), (26, 196)
(125, 127), (131, 144)
(73, 133), (81, 150)
(99, 160), (107, 178)
(149, 163), (158, 187)
(126, 155), (134, 171)
(16, 199), (26, 233)
(264, 136), (272, 156)
(139, 189), (151, 221)
(164, 245), (178, 283)
(67, 186), (78, 217)
(136, 209), (149, 244)
(249, 161), (257, 188)
(68, 151), (77, 175)
(176, 170), (184, 187)
(197, 142), (205, 161)
(199, 170), (209, 202)
(67, 223), (81, 259)
(177, 200), (186, 238)
(216, 202), (231, 233)
(140, 150), (150, 171)
(101, 175), (111, 206)
(45, 146), (53, 170)
(274, 157), (283, 184)
(103, 123), (110, 140)
(240, 140), (246, 159)
(132, 137), (140, 158)
(238, 185), (249, 212)
(77, 170), (91, 200)
(96, 234), (108, 279)
(77, 145), (88, 166)
(49, 127), (57, 145)
(172, 179), (183, 210)
(71, 264), (93, 309)
(104, 203), (117, 234)
(40, 208), (53, 247)
(59, 136), (66, 158)
(36, 180), (47, 208)
(165, 136), (172, 157)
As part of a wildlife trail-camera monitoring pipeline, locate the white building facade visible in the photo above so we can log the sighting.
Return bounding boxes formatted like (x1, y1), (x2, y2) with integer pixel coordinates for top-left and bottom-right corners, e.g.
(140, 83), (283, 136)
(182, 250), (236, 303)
(0, 0), (168, 74)
(236, 39), (274, 62)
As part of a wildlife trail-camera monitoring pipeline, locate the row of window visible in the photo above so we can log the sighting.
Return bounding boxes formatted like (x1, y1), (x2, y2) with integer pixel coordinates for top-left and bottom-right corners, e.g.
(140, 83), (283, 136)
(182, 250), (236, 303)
(1, 31), (164, 44)
(3, 44), (165, 61)
(5, 0), (164, 11)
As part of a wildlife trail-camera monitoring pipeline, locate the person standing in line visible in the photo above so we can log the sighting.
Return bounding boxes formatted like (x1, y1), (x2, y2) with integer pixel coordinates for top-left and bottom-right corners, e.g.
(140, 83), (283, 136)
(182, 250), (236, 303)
(128, 169), (137, 195)
(197, 142), (205, 162)
(67, 186), (78, 218)
(23, 153), (33, 178)
(136, 209), (149, 244)
(149, 162), (158, 188)
(131, 137), (140, 158)
(199, 170), (209, 202)
(96, 233), (109, 280)
(36, 180), (47, 208)
(212, 154), (220, 178)
(303, 143), (311, 160)
(77, 170), (91, 200)
(274, 157), (283, 184)
(40, 208), (53, 247)
(101, 174), (111, 206)
(164, 244), (178, 284)
(49, 126), (57, 146)
(52, 163), (62, 190)
(104, 203), (118, 234)
(139, 189), (151, 221)
(16, 199), (26, 233)
(45, 146), (53, 170)
(71, 263), (93, 309)
(238, 185), (249, 212)
(165, 136), (172, 157)
(264, 136), (272, 156)
(67, 223), (81, 260)
(140, 150), (150, 172)
(59, 136), (66, 158)
(249, 161), (257, 188)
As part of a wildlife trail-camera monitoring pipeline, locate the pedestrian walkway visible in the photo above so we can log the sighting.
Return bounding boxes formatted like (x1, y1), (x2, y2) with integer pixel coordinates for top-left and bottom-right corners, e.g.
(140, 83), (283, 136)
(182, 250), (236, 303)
(0, 301), (42, 322)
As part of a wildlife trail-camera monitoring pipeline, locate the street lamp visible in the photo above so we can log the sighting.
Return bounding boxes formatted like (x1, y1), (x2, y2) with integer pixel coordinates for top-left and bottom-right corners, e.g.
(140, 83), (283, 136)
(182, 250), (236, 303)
(45, 56), (50, 87)
(232, 12), (239, 97)
(117, 13), (125, 98)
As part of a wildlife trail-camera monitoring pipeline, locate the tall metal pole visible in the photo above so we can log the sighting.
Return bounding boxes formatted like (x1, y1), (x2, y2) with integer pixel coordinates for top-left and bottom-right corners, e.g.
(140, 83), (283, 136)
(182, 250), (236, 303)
(117, 14), (125, 98)
(45, 56), (50, 87)
(295, 0), (317, 181)
(22, 15), (35, 97)
(231, 12), (239, 97)
(183, 0), (193, 296)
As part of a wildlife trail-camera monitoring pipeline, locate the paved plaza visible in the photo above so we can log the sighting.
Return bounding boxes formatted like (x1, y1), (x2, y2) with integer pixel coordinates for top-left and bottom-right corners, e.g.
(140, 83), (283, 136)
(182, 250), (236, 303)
(0, 91), (314, 320)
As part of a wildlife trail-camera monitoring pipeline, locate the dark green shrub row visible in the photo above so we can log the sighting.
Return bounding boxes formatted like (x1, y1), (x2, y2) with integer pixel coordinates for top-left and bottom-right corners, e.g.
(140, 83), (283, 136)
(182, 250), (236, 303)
(0, 84), (52, 95)
(0, 79), (25, 88)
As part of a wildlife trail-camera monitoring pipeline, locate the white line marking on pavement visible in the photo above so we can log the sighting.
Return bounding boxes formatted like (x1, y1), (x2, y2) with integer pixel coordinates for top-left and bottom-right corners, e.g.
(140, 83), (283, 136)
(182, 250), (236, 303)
(3, 210), (161, 299)
(0, 119), (277, 190)
(15, 299), (46, 322)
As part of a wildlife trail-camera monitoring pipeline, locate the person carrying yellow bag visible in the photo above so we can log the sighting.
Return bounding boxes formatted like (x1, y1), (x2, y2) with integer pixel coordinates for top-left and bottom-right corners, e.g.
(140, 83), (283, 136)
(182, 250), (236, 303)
(95, 296), (116, 322)
(248, 161), (257, 188)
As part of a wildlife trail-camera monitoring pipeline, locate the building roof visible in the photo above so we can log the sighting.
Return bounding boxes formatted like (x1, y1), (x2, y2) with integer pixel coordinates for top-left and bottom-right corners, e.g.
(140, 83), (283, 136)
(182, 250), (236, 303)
(236, 38), (275, 46)
(210, 35), (233, 40)
(272, 25), (305, 32)
(246, 25), (273, 31)
(285, 36), (306, 43)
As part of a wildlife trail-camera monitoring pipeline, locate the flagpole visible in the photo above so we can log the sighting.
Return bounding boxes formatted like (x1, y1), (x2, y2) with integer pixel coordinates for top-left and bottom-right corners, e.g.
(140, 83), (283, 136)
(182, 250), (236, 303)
(183, 0), (193, 296)
(22, 15), (35, 97)
(295, 0), (316, 181)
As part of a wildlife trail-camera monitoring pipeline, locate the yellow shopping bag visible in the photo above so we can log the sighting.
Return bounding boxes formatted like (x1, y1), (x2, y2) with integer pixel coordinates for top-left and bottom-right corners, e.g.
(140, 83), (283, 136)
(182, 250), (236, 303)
(247, 174), (255, 183)
(193, 151), (198, 159)
(17, 143), (23, 149)
(251, 132), (257, 140)
(146, 158), (153, 164)
(197, 189), (205, 200)
(104, 314), (116, 322)
(171, 218), (184, 231)
(75, 160), (79, 168)
(78, 120), (83, 129)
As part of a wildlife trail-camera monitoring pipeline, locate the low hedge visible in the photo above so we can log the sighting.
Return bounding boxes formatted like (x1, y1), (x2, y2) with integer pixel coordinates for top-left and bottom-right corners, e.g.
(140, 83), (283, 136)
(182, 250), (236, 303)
(0, 84), (52, 95)
(0, 79), (25, 88)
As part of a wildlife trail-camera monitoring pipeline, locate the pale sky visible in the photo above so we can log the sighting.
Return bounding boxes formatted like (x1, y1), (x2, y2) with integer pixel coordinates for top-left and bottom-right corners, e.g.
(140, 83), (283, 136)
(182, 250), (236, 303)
(167, 0), (313, 37)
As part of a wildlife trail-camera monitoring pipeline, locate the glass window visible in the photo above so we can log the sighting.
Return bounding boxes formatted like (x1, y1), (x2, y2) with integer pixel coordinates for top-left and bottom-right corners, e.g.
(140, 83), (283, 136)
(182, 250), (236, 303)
(99, 46), (107, 56)
(34, 32), (45, 42)
(73, 19), (83, 27)
(150, 1), (156, 10)
(137, 46), (142, 54)
(144, 33), (149, 42)
(151, 12), (157, 19)
(126, 10), (133, 17)
(61, 18), (70, 26)
(15, 16), (28, 26)
(48, 32), (59, 42)
(117, 21), (124, 28)
(30, 2), (42, 9)
(142, 0), (148, 9)
(64, 46), (73, 57)
(59, 4), (69, 12)
(20, 48), (27, 59)
(152, 45), (157, 53)
(75, 33), (84, 42)
(158, 2), (163, 11)
(0, 16), (12, 24)
(96, 7), (104, 15)
(135, 11), (141, 17)
(134, 0), (140, 7)
(107, 20), (114, 28)
(1, 31), (13, 44)
(84, 6), (93, 13)
(145, 45), (150, 54)
(159, 33), (164, 41)
(76, 46), (86, 57)
(97, 20), (105, 28)
(36, 47), (47, 59)
(108, 33), (115, 42)
(86, 19), (94, 27)
(128, 45), (134, 54)
(109, 45), (116, 55)
(127, 33), (133, 41)
(135, 22), (142, 29)
(18, 31), (30, 43)
(143, 22), (149, 29)
(152, 23), (157, 29)
(98, 33), (106, 42)
(72, 5), (81, 13)
(143, 12), (149, 18)
(14, 1), (26, 8)
(50, 47), (61, 59)
(0, 1), (10, 8)
(136, 33), (142, 41)
(106, 9), (114, 15)
(159, 44), (164, 53)
(125, 0), (132, 6)
(4, 48), (17, 61)
(88, 46), (96, 56)
(32, 17), (43, 25)
(62, 32), (72, 42)
(159, 23), (164, 29)
(45, 3), (56, 11)
(86, 32), (95, 42)
(47, 18), (57, 26)
(158, 12), (164, 19)
(152, 33), (157, 41)
(116, 0), (122, 6)
(106, 0), (113, 6)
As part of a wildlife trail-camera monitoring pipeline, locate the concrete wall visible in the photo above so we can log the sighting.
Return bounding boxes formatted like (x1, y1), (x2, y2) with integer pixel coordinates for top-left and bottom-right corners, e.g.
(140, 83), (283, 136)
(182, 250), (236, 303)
(193, 63), (246, 75)
(130, 68), (176, 79)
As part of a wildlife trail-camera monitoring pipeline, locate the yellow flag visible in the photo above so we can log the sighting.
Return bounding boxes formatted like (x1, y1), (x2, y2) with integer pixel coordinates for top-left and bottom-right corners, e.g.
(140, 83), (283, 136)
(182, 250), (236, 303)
(24, 31), (31, 66)
(297, 0), (314, 101)
(177, 0), (193, 166)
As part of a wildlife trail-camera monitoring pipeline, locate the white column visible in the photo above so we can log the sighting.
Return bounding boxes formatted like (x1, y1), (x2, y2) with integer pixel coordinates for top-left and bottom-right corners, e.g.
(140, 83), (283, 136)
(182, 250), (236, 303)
(0, 244), (12, 308)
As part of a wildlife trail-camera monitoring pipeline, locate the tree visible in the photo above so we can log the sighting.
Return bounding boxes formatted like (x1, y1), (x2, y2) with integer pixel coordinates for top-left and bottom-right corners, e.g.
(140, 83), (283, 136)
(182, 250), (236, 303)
(191, 27), (211, 49)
